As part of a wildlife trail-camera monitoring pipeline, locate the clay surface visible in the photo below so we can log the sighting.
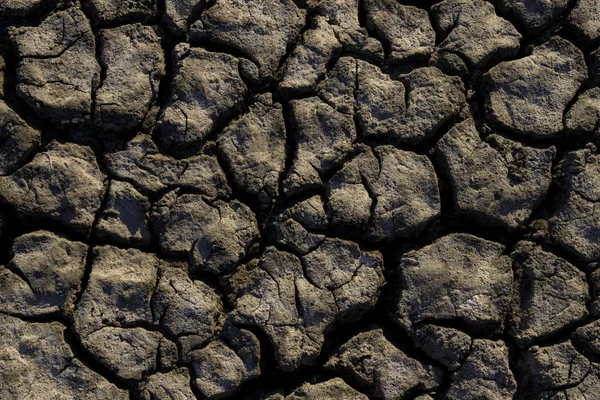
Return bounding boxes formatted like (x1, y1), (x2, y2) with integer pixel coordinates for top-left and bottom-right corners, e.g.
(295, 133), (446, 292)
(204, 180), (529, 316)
(0, 1), (598, 399)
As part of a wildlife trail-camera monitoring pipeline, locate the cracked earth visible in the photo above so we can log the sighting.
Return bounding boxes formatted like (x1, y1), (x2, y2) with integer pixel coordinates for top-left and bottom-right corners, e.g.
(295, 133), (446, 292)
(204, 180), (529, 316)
(0, 0), (599, 399)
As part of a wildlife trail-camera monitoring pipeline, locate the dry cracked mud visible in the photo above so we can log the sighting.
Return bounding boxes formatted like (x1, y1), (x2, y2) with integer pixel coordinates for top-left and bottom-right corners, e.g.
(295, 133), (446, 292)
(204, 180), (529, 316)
(0, 0), (600, 399)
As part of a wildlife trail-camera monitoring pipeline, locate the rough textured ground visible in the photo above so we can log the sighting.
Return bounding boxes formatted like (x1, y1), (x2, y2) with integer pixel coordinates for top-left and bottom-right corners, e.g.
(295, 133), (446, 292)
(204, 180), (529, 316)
(0, 0), (599, 399)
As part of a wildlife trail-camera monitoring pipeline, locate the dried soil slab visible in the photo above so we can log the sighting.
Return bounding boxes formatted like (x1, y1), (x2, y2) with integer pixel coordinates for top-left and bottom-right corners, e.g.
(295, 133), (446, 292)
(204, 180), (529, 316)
(0, 314), (128, 399)
(327, 145), (441, 241)
(509, 242), (589, 347)
(0, 55), (4, 96)
(73, 246), (164, 380)
(0, 99), (41, 175)
(325, 328), (443, 399)
(568, 0), (600, 42)
(396, 233), (512, 335)
(310, 0), (369, 48)
(592, 48), (600, 80)
(83, 326), (164, 381)
(142, 368), (196, 400)
(367, 146), (440, 240)
(105, 134), (230, 198)
(151, 192), (259, 274)
(411, 324), (473, 371)
(163, 0), (203, 35)
(447, 339), (517, 400)
(278, 16), (342, 97)
(159, 45), (246, 154)
(0, 141), (106, 235)
(590, 266), (600, 316)
(431, 0), (521, 69)
(0, 231), (87, 317)
(228, 243), (383, 371)
(497, 0), (568, 34)
(356, 63), (465, 144)
(301, 238), (384, 320)
(83, 0), (157, 24)
(519, 341), (600, 398)
(74, 246), (160, 335)
(436, 118), (555, 229)
(9, 8), (100, 125)
(217, 94), (286, 202)
(152, 264), (223, 354)
(270, 195), (329, 254)
(364, 0), (435, 62)
(548, 146), (600, 263)
(573, 320), (600, 356)
(570, 1), (600, 43)
(286, 379), (368, 400)
(278, 2), (383, 96)
(565, 88), (600, 136)
(319, 56), (357, 114)
(95, 24), (164, 133)
(194, 0), (305, 80)
(95, 181), (152, 248)
(0, 0), (58, 17)
(190, 323), (261, 399)
(547, 371), (600, 400)
(326, 147), (375, 234)
(282, 96), (356, 196)
(355, 62), (406, 140)
(483, 37), (587, 138)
